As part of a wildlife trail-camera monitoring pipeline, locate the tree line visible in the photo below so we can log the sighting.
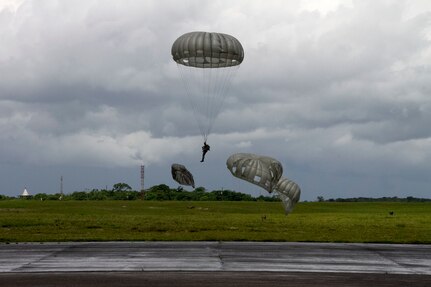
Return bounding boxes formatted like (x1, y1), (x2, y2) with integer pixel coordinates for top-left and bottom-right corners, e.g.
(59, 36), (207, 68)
(0, 183), (280, 202)
(2, 183), (429, 202)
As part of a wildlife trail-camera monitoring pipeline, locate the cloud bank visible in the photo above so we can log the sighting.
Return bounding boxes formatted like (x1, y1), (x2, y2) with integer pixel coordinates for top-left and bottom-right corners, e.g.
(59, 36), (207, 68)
(1, 0), (431, 200)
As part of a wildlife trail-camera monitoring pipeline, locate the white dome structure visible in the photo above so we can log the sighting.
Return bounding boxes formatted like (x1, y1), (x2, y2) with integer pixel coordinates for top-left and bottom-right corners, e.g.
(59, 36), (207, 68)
(21, 188), (30, 197)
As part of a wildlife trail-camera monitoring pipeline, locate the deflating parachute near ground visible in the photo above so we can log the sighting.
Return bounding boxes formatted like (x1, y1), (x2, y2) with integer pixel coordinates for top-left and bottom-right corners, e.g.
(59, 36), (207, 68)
(273, 176), (301, 215)
(226, 153), (301, 215)
(171, 164), (195, 188)
(171, 31), (244, 142)
(226, 153), (283, 193)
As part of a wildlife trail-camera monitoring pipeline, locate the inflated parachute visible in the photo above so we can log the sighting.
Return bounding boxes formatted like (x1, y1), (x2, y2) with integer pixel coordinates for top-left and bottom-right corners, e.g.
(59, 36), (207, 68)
(226, 153), (283, 193)
(273, 177), (301, 215)
(171, 164), (195, 188)
(172, 31), (244, 141)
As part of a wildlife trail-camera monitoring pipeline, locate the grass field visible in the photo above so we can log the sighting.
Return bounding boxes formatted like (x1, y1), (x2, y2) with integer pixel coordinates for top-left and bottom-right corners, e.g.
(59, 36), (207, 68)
(0, 200), (430, 243)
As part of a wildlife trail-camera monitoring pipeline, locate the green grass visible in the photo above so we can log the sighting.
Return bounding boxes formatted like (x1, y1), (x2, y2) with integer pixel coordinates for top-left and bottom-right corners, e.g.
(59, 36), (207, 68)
(0, 200), (430, 243)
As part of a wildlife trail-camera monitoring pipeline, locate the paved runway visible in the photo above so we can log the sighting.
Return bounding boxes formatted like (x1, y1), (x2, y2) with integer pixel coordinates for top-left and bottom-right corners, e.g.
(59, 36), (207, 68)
(1, 242), (430, 286)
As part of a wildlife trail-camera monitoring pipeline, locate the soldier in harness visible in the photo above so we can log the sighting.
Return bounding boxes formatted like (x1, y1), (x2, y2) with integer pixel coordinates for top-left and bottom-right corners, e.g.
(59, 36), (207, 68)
(200, 142), (210, 162)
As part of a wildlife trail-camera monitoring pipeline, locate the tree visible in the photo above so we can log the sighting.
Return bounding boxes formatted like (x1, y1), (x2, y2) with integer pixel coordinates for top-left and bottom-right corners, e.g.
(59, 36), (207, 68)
(112, 183), (132, 192)
(149, 184), (170, 193)
(70, 191), (88, 200)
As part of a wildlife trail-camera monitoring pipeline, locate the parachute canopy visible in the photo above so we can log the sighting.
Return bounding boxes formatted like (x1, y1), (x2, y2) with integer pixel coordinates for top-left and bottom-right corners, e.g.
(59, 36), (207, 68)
(226, 153), (301, 215)
(171, 31), (244, 141)
(172, 31), (244, 68)
(273, 177), (301, 215)
(171, 164), (195, 188)
(226, 153), (283, 193)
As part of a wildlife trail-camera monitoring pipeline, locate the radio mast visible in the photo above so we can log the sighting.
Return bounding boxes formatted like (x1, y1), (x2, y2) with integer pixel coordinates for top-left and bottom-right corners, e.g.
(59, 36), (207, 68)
(60, 176), (64, 200)
(140, 165), (145, 199)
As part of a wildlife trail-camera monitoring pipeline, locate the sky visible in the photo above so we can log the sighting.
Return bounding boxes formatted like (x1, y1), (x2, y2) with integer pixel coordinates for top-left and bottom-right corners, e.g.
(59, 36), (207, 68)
(1, 0), (431, 201)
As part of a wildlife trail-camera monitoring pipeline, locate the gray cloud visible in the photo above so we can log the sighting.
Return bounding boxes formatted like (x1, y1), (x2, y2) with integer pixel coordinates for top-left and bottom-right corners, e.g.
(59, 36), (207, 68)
(1, 0), (431, 200)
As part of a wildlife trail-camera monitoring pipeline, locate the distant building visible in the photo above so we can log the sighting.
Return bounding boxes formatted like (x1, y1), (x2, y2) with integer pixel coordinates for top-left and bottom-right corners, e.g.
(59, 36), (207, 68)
(20, 188), (30, 198)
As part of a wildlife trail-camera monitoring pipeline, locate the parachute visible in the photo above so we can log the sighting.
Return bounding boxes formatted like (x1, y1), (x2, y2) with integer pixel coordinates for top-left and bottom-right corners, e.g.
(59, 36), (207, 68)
(226, 153), (301, 215)
(226, 153), (283, 193)
(273, 177), (301, 215)
(171, 31), (244, 142)
(171, 164), (195, 188)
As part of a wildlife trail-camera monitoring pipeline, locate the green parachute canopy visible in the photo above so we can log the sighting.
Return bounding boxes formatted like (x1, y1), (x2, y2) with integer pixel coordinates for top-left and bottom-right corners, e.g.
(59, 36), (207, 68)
(172, 31), (244, 68)
(171, 163), (195, 188)
(273, 176), (301, 215)
(226, 153), (301, 215)
(226, 153), (283, 193)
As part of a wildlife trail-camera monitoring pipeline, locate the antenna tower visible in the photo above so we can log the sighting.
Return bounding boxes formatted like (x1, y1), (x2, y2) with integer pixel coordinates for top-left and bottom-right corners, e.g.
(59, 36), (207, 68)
(140, 165), (145, 192)
(140, 165), (145, 200)
(60, 176), (64, 200)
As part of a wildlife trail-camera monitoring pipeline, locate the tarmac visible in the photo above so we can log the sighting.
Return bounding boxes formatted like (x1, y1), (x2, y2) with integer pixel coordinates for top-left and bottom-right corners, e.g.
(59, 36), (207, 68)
(1, 241), (430, 286)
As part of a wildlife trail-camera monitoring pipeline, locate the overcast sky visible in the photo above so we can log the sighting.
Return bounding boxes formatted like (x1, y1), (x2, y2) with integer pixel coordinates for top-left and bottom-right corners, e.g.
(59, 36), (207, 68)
(1, 0), (431, 200)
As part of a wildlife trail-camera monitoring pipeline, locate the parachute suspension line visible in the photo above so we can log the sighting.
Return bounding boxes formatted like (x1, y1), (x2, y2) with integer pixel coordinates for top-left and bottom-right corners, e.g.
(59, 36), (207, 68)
(203, 67), (219, 140)
(201, 66), (212, 142)
(205, 67), (222, 140)
(203, 66), (211, 141)
(177, 63), (239, 143)
(205, 65), (240, 137)
(176, 63), (207, 139)
(207, 65), (239, 138)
